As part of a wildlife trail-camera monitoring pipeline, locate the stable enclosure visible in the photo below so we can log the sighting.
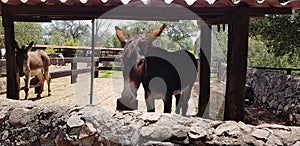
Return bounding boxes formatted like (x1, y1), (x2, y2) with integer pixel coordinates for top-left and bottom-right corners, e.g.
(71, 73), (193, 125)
(1, 0), (300, 145)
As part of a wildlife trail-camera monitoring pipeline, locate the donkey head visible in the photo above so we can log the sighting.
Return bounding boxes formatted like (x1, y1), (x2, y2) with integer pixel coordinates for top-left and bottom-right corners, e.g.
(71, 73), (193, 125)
(115, 24), (166, 100)
(15, 41), (34, 77)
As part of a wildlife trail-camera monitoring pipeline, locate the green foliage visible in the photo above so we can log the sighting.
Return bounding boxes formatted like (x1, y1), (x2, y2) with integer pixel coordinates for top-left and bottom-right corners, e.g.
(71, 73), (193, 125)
(249, 10), (300, 69)
(102, 36), (122, 48)
(64, 38), (80, 46)
(111, 36), (122, 48)
(212, 26), (228, 62)
(249, 10), (300, 58)
(44, 20), (89, 46)
(0, 19), (43, 48)
(0, 19), (4, 48)
(212, 24), (300, 70)
(45, 47), (56, 53)
(119, 21), (198, 51)
(248, 37), (300, 69)
(14, 22), (43, 45)
(99, 70), (118, 78)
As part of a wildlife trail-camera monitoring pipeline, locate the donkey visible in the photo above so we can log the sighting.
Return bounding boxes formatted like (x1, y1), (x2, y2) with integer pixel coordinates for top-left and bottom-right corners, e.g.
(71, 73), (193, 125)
(116, 24), (198, 116)
(15, 41), (51, 99)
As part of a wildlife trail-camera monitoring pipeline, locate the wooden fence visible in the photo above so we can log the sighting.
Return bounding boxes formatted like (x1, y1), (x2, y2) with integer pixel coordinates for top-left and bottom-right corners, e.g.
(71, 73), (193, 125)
(251, 66), (300, 75)
(217, 63), (300, 83)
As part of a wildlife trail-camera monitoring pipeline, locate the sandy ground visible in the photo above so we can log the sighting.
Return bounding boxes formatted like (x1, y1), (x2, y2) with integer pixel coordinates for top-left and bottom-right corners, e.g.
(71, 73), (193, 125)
(0, 64), (225, 119)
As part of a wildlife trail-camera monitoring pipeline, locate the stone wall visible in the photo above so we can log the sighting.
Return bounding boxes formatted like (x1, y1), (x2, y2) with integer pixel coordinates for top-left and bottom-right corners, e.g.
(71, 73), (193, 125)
(0, 99), (300, 145)
(246, 69), (300, 126)
(217, 64), (300, 126)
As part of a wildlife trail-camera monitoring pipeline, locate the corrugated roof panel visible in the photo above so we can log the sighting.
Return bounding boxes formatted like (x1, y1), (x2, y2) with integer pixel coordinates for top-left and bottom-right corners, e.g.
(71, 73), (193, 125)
(23, 0), (45, 5)
(186, 0), (212, 7)
(0, 0), (299, 9)
(63, 0), (82, 5)
(43, 0), (63, 5)
(213, 0), (235, 7)
(283, 0), (300, 8)
(104, 0), (124, 6)
(2, 0), (22, 5)
(261, 0), (282, 7)
(83, 0), (104, 6)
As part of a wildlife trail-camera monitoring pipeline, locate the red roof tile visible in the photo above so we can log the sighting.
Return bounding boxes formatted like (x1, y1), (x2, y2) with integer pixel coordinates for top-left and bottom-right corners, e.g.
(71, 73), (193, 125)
(0, 0), (299, 9)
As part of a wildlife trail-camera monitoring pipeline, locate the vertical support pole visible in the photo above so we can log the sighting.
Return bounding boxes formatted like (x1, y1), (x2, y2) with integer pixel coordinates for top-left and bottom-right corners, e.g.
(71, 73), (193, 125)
(90, 19), (95, 104)
(287, 69), (291, 75)
(197, 24), (211, 118)
(2, 5), (20, 99)
(71, 61), (77, 84)
(225, 14), (249, 121)
(94, 60), (99, 78)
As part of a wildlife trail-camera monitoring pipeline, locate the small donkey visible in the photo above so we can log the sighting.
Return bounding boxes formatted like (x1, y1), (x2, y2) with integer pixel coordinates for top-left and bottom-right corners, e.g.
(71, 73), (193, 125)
(15, 41), (51, 99)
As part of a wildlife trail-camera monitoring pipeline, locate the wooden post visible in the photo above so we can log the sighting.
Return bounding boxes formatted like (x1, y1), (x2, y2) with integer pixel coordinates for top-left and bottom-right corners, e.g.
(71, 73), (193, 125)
(197, 25), (211, 118)
(71, 62), (77, 84)
(2, 5), (20, 99)
(287, 69), (291, 75)
(225, 14), (249, 121)
(94, 60), (99, 78)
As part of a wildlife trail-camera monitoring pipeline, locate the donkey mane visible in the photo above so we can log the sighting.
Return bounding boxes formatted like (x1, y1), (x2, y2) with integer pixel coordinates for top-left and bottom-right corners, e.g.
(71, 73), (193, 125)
(122, 38), (142, 58)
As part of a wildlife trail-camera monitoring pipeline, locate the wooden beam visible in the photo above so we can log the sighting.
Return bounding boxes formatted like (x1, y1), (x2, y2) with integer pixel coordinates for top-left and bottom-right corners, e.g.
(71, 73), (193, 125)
(197, 25), (211, 118)
(2, 4), (19, 99)
(6, 4), (292, 22)
(224, 14), (249, 121)
(202, 15), (233, 26)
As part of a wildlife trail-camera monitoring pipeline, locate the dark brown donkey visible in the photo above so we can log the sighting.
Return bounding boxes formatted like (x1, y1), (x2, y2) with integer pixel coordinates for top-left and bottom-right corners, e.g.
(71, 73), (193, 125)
(116, 24), (198, 116)
(15, 41), (51, 99)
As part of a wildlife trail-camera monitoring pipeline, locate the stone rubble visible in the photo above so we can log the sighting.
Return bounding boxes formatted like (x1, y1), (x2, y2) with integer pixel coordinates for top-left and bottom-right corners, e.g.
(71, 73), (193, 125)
(0, 99), (300, 145)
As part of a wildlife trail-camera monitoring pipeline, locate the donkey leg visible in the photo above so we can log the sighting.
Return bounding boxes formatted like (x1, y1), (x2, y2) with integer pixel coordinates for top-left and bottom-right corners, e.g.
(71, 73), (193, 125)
(145, 90), (155, 112)
(175, 94), (182, 115)
(181, 86), (192, 117)
(44, 72), (51, 96)
(36, 74), (45, 98)
(163, 94), (172, 113)
(146, 98), (155, 112)
(24, 75), (30, 100)
(145, 97), (155, 112)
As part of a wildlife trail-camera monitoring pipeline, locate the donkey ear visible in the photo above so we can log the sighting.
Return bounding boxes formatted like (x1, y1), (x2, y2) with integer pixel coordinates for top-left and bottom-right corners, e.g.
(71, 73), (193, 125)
(115, 26), (128, 48)
(147, 23), (166, 38)
(142, 24), (166, 45)
(26, 41), (34, 52)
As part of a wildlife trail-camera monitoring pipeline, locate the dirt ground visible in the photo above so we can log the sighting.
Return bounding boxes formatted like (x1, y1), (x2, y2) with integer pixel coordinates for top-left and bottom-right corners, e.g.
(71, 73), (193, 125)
(0, 64), (225, 119)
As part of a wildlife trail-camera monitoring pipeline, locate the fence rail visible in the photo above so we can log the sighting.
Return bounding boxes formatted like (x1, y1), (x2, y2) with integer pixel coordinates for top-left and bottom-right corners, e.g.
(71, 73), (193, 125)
(251, 66), (300, 75)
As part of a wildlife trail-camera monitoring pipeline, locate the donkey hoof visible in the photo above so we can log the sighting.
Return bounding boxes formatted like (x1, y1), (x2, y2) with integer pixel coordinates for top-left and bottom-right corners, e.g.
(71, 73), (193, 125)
(48, 93), (52, 96)
(37, 94), (42, 98)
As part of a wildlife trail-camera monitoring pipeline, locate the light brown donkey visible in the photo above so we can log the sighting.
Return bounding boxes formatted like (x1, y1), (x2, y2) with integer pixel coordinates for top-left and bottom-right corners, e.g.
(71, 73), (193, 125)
(15, 41), (51, 99)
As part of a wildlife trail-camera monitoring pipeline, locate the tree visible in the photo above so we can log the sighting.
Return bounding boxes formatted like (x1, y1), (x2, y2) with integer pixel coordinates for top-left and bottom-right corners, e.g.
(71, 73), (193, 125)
(120, 21), (198, 51)
(44, 20), (89, 45)
(0, 19), (43, 48)
(249, 10), (300, 57)
(102, 36), (122, 48)
(94, 19), (114, 47)
(15, 22), (43, 45)
(249, 10), (300, 68)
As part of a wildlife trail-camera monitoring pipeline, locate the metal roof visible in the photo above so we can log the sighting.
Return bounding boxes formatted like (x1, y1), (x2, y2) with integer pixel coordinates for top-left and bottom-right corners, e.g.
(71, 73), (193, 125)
(0, 0), (299, 8)
(1, 0), (299, 22)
